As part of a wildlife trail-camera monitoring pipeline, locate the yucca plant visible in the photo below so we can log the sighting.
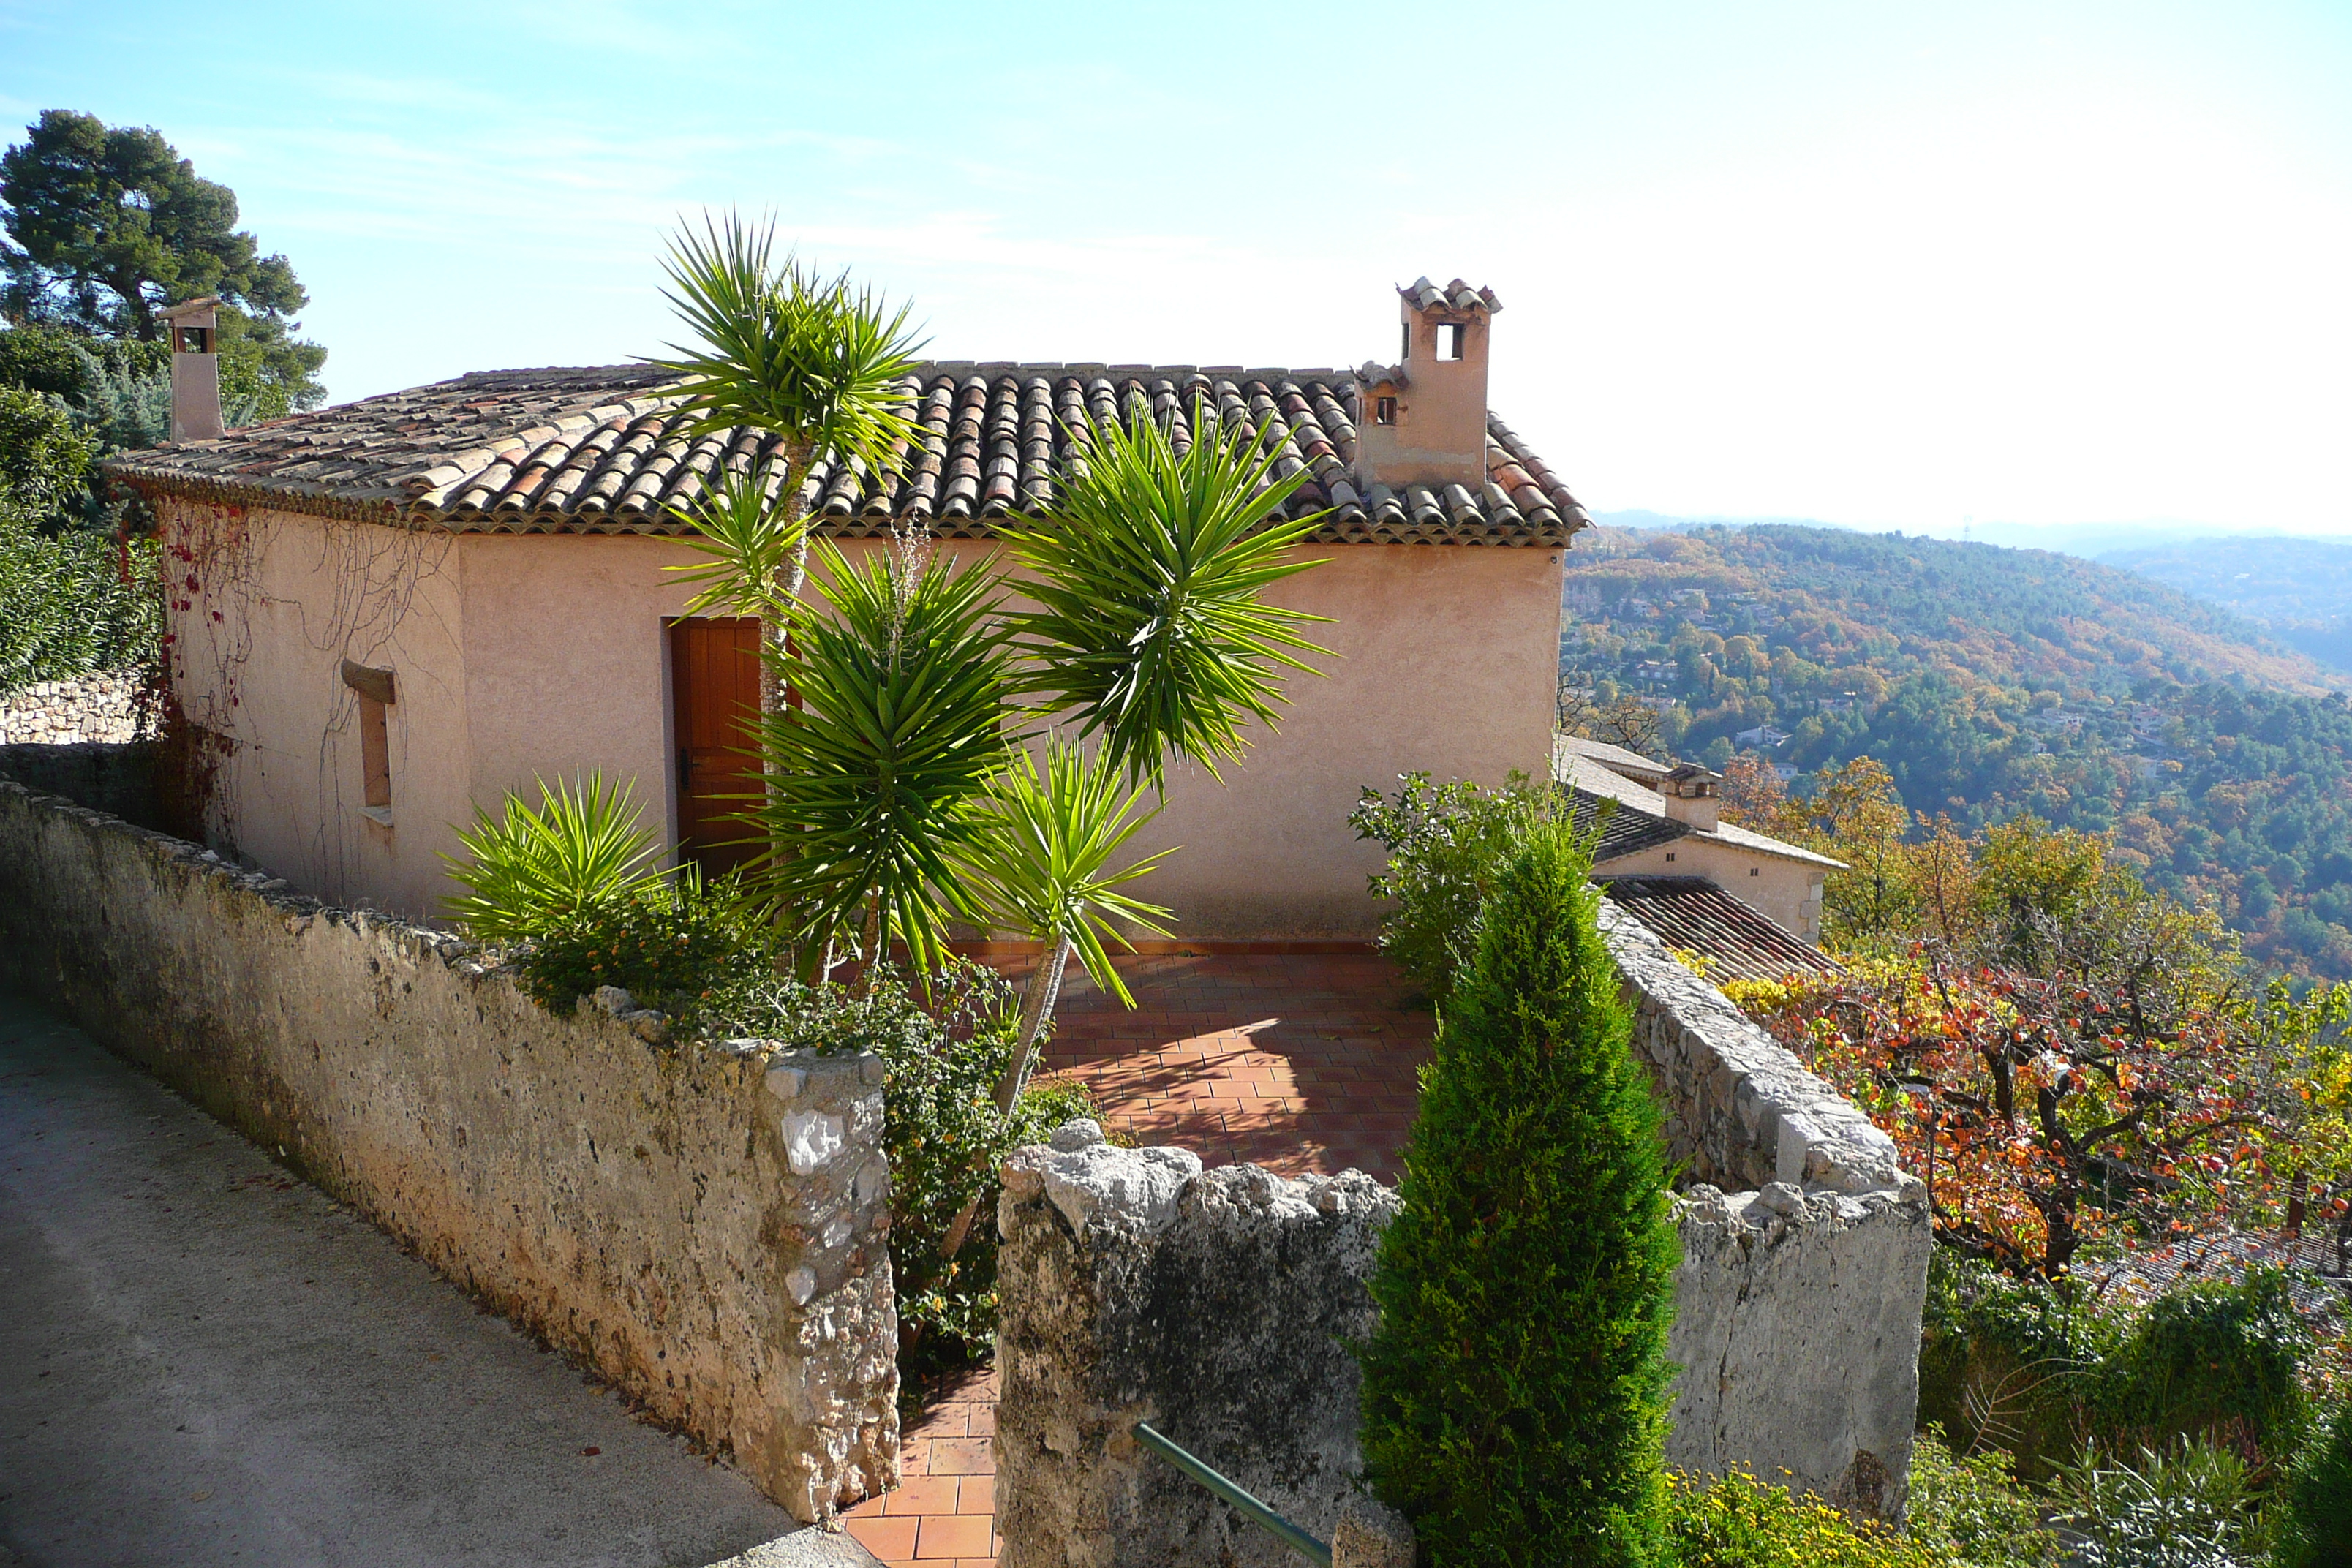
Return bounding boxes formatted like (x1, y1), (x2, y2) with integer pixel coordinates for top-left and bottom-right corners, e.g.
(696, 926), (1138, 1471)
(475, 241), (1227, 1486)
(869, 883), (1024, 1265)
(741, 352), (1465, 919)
(933, 736), (1177, 1257)
(442, 772), (666, 943)
(650, 213), (924, 721)
(1000, 393), (1333, 788)
(749, 539), (1009, 975)
(958, 737), (1177, 1104)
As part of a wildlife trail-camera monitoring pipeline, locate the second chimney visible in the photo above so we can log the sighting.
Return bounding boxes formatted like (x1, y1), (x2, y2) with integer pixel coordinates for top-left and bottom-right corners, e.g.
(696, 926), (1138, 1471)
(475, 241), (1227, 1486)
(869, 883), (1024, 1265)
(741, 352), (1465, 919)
(1355, 276), (1501, 491)
(161, 295), (223, 443)
(1658, 764), (1723, 833)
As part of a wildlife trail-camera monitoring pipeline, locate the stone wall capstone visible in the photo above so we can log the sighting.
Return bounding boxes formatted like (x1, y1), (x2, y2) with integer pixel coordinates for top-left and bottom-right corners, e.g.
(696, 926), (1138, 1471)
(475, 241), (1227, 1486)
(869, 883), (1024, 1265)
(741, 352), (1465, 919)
(0, 780), (897, 1521)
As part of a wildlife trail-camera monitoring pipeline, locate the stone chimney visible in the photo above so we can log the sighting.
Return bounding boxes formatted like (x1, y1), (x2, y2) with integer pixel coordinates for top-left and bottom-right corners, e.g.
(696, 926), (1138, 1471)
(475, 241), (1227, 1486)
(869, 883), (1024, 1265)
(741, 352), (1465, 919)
(1355, 276), (1501, 490)
(160, 296), (223, 442)
(1659, 764), (1722, 833)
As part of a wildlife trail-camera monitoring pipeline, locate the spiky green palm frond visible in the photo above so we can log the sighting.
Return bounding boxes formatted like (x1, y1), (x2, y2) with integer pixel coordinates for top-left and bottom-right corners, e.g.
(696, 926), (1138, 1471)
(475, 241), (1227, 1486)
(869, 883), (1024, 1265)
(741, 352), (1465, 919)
(442, 772), (666, 942)
(999, 394), (1335, 791)
(749, 540), (1010, 973)
(663, 464), (805, 620)
(649, 211), (927, 479)
(956, 739), (1175, 1009)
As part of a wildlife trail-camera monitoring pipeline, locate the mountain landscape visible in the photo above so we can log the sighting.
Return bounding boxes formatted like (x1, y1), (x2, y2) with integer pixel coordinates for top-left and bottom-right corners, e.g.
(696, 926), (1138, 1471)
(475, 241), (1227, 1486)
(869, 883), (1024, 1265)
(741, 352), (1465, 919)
(2100, 534), (2352, 673)
(1560, 523), (2352, 978)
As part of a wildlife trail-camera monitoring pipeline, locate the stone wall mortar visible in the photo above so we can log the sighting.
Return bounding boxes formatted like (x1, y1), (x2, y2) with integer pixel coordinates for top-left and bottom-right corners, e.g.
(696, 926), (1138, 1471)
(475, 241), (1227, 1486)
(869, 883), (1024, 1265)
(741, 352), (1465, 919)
(0, 779), (895, 1521)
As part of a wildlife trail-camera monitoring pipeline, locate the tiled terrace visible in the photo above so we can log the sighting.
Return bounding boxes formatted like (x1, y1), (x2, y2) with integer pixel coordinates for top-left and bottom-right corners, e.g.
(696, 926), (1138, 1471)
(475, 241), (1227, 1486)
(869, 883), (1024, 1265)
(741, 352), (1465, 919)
(844, 950), (1433, 1565)
(1036, 949), (1434, 1183)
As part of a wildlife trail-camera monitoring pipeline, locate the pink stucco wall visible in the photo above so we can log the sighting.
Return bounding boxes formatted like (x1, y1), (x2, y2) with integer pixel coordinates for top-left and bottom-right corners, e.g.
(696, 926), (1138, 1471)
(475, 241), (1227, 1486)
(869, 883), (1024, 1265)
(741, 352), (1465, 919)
(162, 500), (1563, 939)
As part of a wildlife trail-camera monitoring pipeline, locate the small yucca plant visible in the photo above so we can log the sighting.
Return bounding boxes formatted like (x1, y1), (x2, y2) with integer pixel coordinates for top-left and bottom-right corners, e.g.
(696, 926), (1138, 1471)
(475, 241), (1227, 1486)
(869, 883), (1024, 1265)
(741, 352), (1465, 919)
(442, 772), (665, 943)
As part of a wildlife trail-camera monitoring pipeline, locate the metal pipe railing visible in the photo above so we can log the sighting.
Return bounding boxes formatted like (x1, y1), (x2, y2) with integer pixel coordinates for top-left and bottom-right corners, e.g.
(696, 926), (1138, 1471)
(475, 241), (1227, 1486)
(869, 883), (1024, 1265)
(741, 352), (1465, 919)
(1131, 1420), (1333, 1567)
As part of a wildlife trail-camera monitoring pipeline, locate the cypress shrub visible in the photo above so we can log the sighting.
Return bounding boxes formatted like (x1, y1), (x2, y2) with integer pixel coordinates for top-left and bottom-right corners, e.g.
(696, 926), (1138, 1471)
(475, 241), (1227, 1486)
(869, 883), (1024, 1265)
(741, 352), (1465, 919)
(2274, 1401), (2352, 1568)
(1356, 818), (1681, 1568)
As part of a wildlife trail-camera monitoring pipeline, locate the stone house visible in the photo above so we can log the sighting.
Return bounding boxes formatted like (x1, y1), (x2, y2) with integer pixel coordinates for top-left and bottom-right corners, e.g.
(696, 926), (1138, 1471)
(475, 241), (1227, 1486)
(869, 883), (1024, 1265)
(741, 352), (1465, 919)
(104, 282), (1586, 938)
(1556, 734), (1844, 949)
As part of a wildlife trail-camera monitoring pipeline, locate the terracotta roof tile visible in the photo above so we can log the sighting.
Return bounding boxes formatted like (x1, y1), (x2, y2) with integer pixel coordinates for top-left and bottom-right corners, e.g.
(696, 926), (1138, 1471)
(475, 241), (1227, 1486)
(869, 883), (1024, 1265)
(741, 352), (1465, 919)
(1597, 876), (1842, 982)
(103, 362), (1589, 546)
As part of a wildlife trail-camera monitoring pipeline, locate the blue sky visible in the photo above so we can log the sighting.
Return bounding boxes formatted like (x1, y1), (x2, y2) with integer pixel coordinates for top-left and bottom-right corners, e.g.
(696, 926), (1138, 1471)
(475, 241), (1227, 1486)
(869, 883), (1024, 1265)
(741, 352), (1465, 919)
(7, 1), (2349, 535)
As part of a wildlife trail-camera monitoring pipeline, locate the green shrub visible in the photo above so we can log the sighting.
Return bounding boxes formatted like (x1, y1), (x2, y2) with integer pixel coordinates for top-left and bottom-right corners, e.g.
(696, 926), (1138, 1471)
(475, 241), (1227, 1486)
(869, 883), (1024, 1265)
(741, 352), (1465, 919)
(516, 870), (766, 1014)
(697, 959), (1096, 1364)
(442, 772), (667, 943)
(1901, 1429), (2057, 1568)
(1356, 818), (1681, 1567)
(0, 524), (157, 696)
(2053, 1438), (2258, 1568)
(1662, 1468), (1942, 1568)
(2101, 1265), (2308, 1458)
(1349, 769), (1548, 1003)
(2273, 1402), (2352, 1568)
(1917, 1250), (2120, 1479)
(0, 386), (93, 520)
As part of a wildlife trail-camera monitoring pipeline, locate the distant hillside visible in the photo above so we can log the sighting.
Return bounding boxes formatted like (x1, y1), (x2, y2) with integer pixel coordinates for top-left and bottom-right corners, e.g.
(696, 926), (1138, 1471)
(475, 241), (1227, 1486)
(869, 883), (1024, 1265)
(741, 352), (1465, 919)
(2101, 535), (2352, 673)
(1561, 524), (2352, 978)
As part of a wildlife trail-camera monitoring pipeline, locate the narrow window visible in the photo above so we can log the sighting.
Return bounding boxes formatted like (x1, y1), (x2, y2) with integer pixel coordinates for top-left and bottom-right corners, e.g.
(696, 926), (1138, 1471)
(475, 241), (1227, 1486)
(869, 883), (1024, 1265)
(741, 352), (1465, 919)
(1400, 321), (1411, 361)
(341, 659), (396, 824)
(1375, 395), (1398, 426)
(1749, 867), (1760, 877)
(360, 698), (391, 812)
(1665, 852), (1676, 863)
(1436, 322), (1466, 361)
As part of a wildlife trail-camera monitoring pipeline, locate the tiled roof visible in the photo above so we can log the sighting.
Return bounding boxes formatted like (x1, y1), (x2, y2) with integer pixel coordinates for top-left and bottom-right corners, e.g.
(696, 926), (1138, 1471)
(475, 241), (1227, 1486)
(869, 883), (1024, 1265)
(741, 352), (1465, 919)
(1567, 790), (1694, 861)
(1554, 733), (1670, 785)
(102, 362), (1589, 546)
(1597, 876), (1842, 982)
(1554, 747), (1847, 871)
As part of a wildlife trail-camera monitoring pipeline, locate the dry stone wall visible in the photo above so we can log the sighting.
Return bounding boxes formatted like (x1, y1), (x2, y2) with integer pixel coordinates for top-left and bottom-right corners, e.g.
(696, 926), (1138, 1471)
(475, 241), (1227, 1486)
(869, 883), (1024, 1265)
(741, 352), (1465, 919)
(993, 916), (1931, 1566)
(0, 671), (148, 745)
(0, 780), (896, 1521)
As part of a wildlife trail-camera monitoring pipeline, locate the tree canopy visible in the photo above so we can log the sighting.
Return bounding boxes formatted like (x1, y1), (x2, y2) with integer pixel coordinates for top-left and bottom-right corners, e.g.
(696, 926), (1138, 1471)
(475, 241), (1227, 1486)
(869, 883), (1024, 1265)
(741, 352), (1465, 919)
(1, 110), (326, 413)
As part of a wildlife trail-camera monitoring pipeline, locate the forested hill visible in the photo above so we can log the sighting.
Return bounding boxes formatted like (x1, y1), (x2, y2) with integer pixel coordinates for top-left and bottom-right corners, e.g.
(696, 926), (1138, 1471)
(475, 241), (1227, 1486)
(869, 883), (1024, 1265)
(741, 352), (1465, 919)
(1560, 524), (2352, 978)
(2099, 534), (2352, 673)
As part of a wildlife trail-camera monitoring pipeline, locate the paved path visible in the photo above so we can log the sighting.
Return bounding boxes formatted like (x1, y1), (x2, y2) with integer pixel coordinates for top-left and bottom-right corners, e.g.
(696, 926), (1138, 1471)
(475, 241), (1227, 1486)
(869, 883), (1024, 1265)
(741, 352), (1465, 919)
(0, 990), (870, 1568)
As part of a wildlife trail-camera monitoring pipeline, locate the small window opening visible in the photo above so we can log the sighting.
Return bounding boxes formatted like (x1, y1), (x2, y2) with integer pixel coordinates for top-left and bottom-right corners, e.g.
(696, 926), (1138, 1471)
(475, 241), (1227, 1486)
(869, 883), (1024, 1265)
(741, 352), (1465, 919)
(341, 659), (396, 825)
(1436, 321), (1466, 361)
(175, 325), (212, 355)
(1400, 321), (1411, 361)
(1375, 395), (1398, 426)
(1665, 852), (1676, 863)
(1749, 867), (1761, 877)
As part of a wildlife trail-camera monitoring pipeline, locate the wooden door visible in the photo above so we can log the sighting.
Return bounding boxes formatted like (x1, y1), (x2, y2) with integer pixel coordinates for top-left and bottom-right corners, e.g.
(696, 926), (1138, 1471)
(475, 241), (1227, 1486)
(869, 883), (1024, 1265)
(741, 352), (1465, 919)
(670, 617), (764, 881)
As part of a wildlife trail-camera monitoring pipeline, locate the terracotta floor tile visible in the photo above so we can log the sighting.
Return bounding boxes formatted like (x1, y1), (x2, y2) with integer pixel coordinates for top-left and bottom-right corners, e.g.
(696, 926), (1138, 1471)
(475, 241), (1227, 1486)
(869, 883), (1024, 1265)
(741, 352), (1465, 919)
(845, 1515), (919, 1558)
(924, 1436), (995, 1475)
(882, 1474), (962, 1515)
(916, 1513), (995, 1558)
(960, 1474), (995, 1514)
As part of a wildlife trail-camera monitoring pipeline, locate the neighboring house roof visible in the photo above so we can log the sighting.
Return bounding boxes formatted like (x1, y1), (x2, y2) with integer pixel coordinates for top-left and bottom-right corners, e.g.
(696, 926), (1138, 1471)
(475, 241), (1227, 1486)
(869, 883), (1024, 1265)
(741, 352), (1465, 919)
(1554, 742), (1847, 871)
(102, 363), (1590, 546)
(2078, 1229), (2347, 1325)
(1553, 734), (1670, 785)
(1597, 876), (1844, 982)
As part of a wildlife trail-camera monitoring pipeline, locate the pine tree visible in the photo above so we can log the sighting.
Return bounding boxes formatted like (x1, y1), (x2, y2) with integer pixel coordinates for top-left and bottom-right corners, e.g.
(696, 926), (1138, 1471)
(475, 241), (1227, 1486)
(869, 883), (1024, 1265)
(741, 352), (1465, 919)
(1356, 818), (1681, 1568)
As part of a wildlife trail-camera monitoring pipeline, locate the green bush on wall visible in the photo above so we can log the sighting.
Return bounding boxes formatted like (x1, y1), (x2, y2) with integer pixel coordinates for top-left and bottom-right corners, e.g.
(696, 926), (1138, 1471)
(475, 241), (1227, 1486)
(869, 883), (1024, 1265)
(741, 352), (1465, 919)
(1355, 818), (1681, 1568)
(696, 957), (1098, 1364)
